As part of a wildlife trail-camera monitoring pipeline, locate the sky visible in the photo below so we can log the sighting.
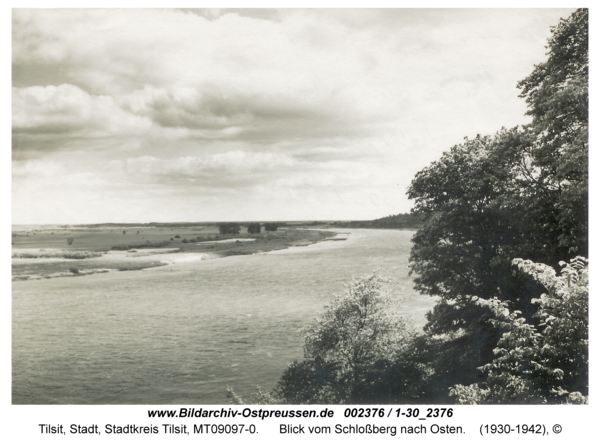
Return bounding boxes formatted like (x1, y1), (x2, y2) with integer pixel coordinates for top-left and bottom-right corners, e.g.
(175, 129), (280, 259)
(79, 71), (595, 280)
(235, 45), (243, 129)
(11, 7), (578, 224)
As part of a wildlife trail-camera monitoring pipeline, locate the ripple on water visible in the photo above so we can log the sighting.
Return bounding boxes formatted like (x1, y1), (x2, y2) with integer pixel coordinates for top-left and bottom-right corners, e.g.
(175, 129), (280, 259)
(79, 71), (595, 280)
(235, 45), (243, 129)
(12, 229), (433, 404)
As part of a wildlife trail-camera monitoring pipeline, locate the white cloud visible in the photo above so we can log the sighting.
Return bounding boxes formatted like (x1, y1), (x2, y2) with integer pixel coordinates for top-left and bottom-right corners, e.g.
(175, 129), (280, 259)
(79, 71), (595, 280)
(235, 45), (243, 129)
(117, 151), (300, 188)
(11, 8), (576, 223)
(12, 84), (151, 136)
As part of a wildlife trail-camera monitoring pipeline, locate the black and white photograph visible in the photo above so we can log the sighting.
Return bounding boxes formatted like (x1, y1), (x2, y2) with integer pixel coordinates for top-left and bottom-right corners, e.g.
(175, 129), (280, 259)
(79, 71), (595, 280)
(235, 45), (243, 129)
(8, 3), (591, 440)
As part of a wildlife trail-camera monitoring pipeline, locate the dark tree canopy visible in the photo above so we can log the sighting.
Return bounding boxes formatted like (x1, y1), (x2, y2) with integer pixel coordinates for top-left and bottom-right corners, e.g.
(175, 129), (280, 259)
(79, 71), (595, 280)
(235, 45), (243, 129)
(406, 8), (588, 398)
(517, 8), (588, 256)
(247, 223), (261, 234)
(218, 222), (241, 235)
(408, 8), (588, 310)
(264, 223), (278, 232)
(407, 130), (549, 320)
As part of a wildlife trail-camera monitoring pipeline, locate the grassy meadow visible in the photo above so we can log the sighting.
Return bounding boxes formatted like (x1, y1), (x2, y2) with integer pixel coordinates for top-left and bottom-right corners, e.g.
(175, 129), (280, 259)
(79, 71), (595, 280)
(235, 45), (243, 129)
(12, 224), (335, 281)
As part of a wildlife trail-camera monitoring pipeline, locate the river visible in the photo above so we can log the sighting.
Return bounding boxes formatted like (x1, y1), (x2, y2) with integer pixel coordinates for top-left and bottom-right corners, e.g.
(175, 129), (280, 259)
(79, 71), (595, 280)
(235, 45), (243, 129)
(12, 229), (436, 404)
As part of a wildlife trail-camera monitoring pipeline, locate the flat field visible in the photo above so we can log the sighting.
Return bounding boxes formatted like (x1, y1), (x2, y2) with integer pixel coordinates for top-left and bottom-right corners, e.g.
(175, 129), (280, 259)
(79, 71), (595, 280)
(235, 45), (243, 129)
(12, 224), (335, 281)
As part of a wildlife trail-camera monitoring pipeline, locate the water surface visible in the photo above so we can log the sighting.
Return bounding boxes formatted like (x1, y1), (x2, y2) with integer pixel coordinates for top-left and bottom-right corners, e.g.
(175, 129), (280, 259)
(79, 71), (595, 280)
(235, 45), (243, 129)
(12, 229), (435, 404)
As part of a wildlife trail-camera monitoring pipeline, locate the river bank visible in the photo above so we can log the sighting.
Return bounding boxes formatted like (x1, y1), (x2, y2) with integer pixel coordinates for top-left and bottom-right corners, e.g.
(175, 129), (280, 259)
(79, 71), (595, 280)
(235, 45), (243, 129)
(13, 228), (432, 404)
(11, 227), (338, 281)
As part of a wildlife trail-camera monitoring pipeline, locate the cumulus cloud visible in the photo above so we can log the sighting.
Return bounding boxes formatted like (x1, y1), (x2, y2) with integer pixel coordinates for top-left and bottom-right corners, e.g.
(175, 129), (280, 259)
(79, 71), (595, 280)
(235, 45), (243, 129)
(13, 84), (151, 136)
(113, 151), (300, 189)
(12, 9), (400, 140)
(11, 8), (576, 223)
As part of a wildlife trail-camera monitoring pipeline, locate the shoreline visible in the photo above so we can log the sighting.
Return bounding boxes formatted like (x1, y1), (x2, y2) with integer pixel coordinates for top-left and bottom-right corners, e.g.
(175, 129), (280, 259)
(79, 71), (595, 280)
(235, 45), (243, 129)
(11, 228), (342, 281)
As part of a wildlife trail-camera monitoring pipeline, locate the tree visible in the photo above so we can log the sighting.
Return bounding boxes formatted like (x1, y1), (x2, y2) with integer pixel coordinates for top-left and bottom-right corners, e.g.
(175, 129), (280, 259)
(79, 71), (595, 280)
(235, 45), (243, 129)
(274, 271), (414, 403)
(409, 133), (518, 300)
(67, 237), (74, 245)
(450, 257), (588, 404)
(264, 223), (278, 232)
(517, 8), (588, 258)
(247, 223), (261, 234)
(518, 9), (588, 169)
(407, 130), (550, 336)
(218, 223), (241, 235)
(405, 9), (588, 401)
(408, 8), (587, 325)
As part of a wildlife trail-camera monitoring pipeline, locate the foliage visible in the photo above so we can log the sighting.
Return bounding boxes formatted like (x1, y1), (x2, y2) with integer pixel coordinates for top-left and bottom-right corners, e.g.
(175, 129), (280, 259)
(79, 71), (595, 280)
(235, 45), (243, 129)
(69, 267), (80, 274)
(517, 9), (588, 257)
(407, 8), (587, 350)
(218, 223), (241, 235)
(448, 382), (489, 405)
(67, 236), (74, 245)
(274, 271), (414, 403)
(367, 333), (445, 404)
(410, 134), (514, 298)
(335, 213), (423, 229)
(264, 223), (278, 232)
(303, 271), (412, 384)
(402, 9), (588, 405)
(247, 223), (261, 234)
(451, 257), (588, 404)
(518, 9), (588, 179)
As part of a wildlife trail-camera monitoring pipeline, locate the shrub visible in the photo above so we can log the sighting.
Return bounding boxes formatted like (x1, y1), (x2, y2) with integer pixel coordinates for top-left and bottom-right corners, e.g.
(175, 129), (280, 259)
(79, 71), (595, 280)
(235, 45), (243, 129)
(264, 223), (278, 232)
(274, 270), (414, 403)
(218, 223), (241, 235)
(69, 267), (80, 274)
(451, 257), (589, 404)
(67, 237), (74, 245)
(247, 223), (261, 234)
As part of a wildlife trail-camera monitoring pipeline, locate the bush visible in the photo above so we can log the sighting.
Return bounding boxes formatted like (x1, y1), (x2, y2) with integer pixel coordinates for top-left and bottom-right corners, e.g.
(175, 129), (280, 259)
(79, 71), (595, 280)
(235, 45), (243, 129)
(67, 237), (74, 245)
(264, 223), (278, 232)
(247, 223), (261, 234)
(273, 270), (414, 403)
(218, 223), (241, 235)
(69, 267), (80, 274)
(451, 257), (589, 404)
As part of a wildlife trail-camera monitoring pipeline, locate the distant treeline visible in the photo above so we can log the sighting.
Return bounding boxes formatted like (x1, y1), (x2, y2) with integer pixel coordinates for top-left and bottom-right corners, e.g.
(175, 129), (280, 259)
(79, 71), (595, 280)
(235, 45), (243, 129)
(77, 222), (289, 229)
(79, 222), (217, 228)
(333, 213), (423, 229)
